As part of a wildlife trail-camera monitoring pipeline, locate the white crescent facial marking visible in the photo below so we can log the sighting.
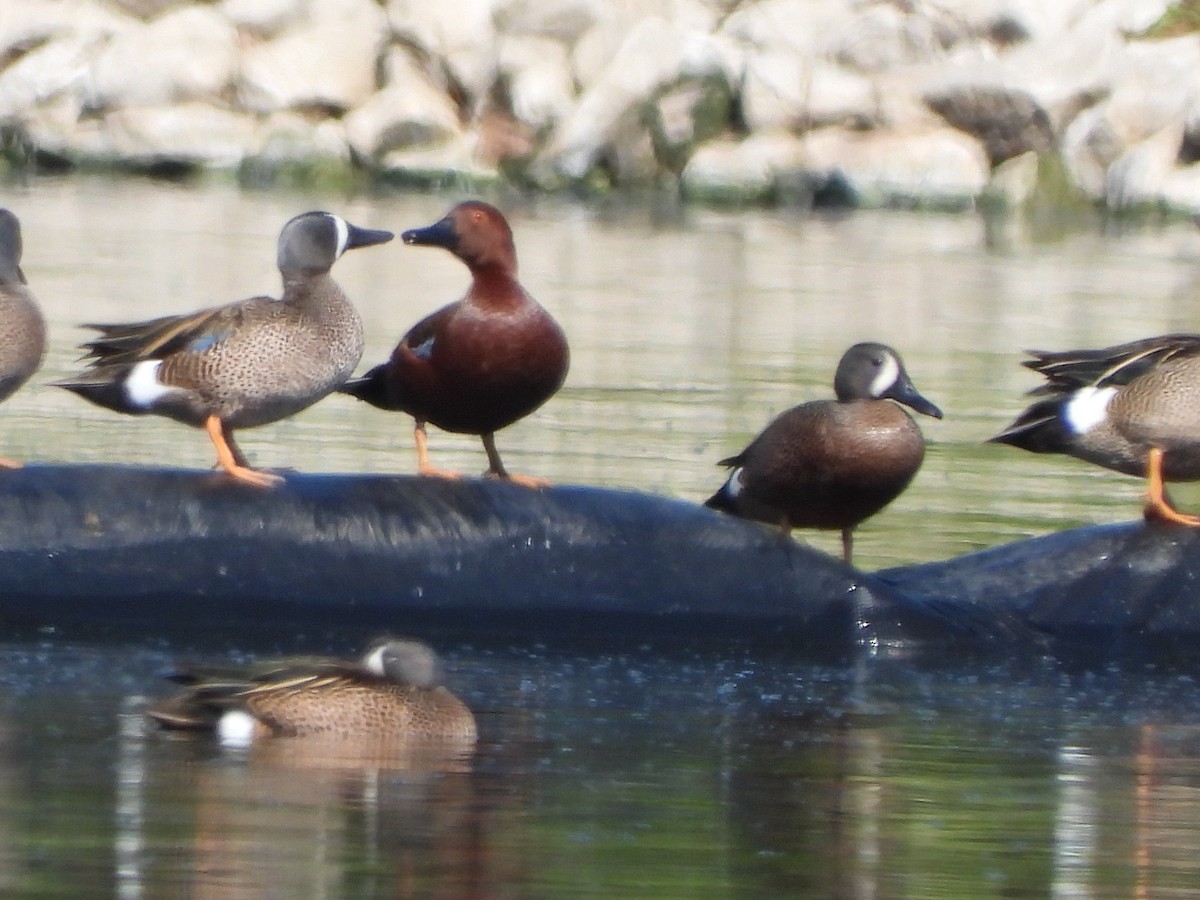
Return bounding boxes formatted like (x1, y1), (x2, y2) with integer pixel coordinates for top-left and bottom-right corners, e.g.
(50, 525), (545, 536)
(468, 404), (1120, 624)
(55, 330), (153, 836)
(1064, 386), (1117, 435)
(218, 710), (256, 748)
(361, 643), (387, 676)
(331, 214), (350, 258)
(868, 353), (900, 398)
(124, 360), (176, 408)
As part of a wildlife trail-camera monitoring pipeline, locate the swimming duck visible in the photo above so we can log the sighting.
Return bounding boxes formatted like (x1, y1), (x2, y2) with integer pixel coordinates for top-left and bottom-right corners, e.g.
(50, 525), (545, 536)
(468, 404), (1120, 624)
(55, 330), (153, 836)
(991, 334), (1200, 525)
(705, 342), (943, 564)
(340, 201), (569, 488)
(57, 211), (393, 487)
(0, 209), (46, 467)
(147, 637), (478, 747)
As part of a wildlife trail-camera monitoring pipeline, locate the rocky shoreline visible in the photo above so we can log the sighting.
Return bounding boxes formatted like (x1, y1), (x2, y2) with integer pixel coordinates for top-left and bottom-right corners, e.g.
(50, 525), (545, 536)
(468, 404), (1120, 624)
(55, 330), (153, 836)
(2, 0), (1199, 212)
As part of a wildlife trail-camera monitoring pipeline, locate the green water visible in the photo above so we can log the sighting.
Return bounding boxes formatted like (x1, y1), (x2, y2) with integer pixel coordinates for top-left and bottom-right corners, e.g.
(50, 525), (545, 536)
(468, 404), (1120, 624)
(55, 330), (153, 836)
(2, 176), (1200, 896)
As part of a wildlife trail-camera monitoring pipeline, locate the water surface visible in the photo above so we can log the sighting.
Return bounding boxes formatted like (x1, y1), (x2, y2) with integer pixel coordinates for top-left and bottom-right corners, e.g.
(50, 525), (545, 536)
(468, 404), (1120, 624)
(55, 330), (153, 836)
(3, 177), (1200, 897)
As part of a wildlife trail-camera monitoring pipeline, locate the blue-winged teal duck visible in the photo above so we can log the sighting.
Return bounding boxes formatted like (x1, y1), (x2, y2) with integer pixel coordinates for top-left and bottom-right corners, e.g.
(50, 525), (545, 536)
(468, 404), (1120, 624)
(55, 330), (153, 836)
(340, 201), (569, 488)
(147, 637), (478, 747)
(0, 209), (46, 468)
(991, 334), (1200, 525)
(706, 342), (943, 564)
(57, 211), (393, 487)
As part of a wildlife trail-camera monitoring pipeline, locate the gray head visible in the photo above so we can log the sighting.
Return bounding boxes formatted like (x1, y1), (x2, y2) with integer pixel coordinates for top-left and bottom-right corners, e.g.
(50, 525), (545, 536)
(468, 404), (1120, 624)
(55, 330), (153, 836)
(833, 342), (943, 418)
(360, 638), (443, 689)
(276, 211), (393, 277)
(0, 209), (25, 285)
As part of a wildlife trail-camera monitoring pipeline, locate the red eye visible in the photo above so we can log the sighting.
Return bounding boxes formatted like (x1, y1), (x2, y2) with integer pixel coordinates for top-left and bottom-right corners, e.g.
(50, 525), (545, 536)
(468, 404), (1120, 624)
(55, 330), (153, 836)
(472, 211), (484, 223)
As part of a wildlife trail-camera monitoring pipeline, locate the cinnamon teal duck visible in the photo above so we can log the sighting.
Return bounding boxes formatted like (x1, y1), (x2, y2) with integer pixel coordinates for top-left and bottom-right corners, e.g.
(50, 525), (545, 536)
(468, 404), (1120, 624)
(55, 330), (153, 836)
(147, 637), (478, 747)
(57, 211), (392, 487)
(991, 334), (1200, 526)
(340, 201), (569, 488)
(0, 209), (46, 468)
(706, 342), (943, 564)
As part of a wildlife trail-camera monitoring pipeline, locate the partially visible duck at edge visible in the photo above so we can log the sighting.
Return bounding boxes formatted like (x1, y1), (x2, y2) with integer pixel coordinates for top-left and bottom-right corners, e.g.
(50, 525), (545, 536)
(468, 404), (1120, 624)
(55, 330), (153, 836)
(341, 200), (569, 488)
(991, 334), (1200, 526)
(0, 209), (46, 467)
(706, 342), (943, 565)
(56, 211), (393, 488)
(147, 637), (478, 747)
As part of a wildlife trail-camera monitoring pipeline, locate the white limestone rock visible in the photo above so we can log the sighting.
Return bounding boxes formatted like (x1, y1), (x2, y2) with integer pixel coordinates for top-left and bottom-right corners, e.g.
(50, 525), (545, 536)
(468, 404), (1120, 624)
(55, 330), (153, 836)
(218, 0), (309, 39)
(344, 50), (462, 162)
(1159, 163), (1200, 215)
(387, 0), (497, 114)
(1105, 123), (1185, 209)
(826, 3), (956, 73)
(101, 102), (259, 167)
(498, 36), (577, 133)
(240, 0), (387, 114)
(572, 0), (719, 90)
(493, 0), (599, 43)
(542, 15), (738, 181)
(106, 0), (191, 21)
(681, 132), (808, 202)
(742, 52), (879, 133)
(86, 6), (238, 109)
(253, 112), (351, 166)
(802, 125), (990, 208)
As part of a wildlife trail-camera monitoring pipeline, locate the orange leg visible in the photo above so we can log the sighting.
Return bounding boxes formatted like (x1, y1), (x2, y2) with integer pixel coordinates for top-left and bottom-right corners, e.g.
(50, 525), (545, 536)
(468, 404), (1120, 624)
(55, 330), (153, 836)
(0, 456), (23, 469)
(204, 415), (281, 488)
(840, 527), (854, 566)
(414, 421), (462, 480)
(1143, 446), (1200, 526)
(482, 433), (549, 489)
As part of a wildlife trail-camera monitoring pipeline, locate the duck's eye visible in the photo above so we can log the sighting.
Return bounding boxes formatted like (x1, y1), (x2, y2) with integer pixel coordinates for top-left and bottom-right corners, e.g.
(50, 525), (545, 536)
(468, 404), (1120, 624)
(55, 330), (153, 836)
(872, 357), (884, 367)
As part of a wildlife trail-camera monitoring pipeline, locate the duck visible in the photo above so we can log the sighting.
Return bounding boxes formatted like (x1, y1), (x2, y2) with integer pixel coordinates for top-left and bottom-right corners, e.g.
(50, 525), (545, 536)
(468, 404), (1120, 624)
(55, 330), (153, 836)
(340, 201), (569, 488)
(0, 209), (46, 467)
(56, 211), (393, 488)
(705, 342), (943, 565)
(146, 637), (478, 747)
(990, 334), (1200, 525)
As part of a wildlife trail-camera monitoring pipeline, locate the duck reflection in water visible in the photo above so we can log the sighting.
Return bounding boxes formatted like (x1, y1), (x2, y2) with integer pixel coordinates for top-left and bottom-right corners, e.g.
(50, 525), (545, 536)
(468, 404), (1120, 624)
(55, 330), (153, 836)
(341, 200), (570, 488)
(706, 342), (942, 565)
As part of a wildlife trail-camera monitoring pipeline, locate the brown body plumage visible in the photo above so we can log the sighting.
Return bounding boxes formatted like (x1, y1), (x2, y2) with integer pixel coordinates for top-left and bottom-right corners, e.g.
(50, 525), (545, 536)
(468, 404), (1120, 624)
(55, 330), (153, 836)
(0, 209), (46, 467)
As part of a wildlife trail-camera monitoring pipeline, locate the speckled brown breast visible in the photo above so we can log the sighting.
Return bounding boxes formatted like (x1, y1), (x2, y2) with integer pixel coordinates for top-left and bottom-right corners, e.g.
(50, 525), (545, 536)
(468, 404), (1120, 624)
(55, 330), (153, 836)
(737, 399), (926, 530)
(246, 679), (478, 744)
(0, 282), (45, 403)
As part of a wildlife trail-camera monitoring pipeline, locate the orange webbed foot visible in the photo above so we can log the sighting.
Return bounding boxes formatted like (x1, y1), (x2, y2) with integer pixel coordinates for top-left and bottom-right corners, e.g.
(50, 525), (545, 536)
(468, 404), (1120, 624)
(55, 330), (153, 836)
(1142, 447), (1200, 526)
(492, 471), (551, 490)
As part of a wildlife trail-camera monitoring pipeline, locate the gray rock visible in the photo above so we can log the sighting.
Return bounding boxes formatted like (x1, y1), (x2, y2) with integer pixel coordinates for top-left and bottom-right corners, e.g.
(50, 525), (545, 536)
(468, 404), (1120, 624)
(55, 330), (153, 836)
(106, 0), (191, 21)
(493, 0), (599, 43)
(1105, 123), (1185, 209)
(253, 112), (351, 167)
(827, 3), (957, 73)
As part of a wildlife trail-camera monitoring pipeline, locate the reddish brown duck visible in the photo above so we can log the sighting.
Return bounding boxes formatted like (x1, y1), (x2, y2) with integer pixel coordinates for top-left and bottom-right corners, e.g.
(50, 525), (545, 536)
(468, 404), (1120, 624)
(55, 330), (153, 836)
(341, 201), (569, 488)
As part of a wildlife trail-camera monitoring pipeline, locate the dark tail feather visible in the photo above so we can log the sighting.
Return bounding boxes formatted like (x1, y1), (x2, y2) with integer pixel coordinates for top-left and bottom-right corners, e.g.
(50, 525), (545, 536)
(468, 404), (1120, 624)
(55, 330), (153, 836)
(54, 367), (141, 415)
(989, 398), (1072, 454)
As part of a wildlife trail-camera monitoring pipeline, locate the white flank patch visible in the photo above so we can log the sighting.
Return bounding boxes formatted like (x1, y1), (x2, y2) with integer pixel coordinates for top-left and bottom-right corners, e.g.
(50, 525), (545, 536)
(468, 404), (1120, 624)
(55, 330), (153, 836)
(124, 360), (175, 408)
(868, 353), (900, 397)
(1064, 386), (1117, 435)
(331, 214), (350, 258)
(361, 643), (387, 676)
(218, 710), (256, 749)
(725, 467), (744, 499)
